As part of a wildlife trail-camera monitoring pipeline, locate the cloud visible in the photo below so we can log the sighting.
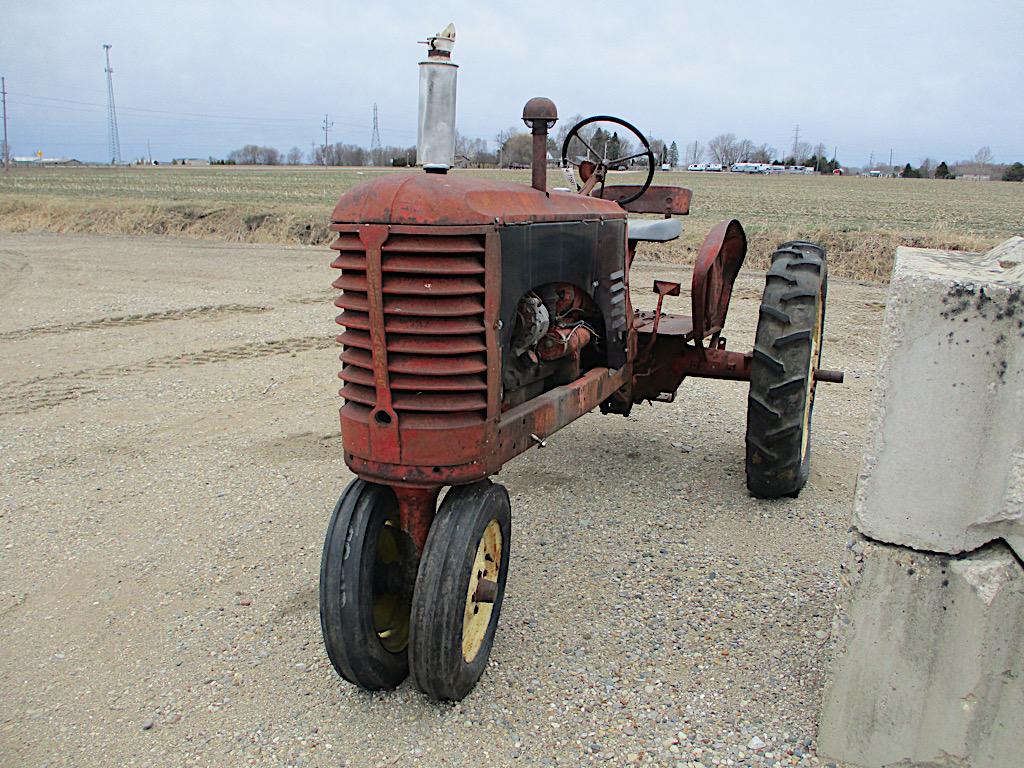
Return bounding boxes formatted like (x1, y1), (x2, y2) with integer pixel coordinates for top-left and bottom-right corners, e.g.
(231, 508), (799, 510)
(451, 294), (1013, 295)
(2, 0), (1021, 163)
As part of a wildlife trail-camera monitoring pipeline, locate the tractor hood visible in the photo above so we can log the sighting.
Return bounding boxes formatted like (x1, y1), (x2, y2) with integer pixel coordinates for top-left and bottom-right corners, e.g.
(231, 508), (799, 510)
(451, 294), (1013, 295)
(331, 172), (625, 226)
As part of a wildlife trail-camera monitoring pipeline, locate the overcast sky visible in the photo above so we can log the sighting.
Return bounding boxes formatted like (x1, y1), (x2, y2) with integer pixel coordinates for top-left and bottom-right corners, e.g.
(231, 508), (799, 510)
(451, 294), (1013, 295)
(2, 0), (1022, 165)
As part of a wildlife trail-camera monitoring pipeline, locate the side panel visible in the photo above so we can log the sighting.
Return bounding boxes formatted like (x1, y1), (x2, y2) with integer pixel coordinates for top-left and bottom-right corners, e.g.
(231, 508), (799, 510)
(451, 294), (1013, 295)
(498, 219), (628, 370)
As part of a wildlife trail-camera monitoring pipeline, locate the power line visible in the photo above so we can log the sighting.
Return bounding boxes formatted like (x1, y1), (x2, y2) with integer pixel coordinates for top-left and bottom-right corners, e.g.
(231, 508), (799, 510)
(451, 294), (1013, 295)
(103, 44), (122, 164)
(9, 90), (417, 136)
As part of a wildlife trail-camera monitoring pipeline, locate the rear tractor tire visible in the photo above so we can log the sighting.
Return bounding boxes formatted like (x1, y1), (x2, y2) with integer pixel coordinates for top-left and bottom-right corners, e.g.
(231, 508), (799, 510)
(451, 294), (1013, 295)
(745, 241), (828, 498)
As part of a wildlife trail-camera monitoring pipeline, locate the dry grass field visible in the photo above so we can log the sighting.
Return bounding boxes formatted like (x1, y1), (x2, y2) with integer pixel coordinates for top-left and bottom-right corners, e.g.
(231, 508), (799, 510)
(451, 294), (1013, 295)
(1, 164), (1021, 281)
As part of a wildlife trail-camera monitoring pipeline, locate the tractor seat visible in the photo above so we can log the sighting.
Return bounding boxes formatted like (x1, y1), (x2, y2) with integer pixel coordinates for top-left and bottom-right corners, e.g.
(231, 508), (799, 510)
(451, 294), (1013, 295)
(626, 217), (682, 243)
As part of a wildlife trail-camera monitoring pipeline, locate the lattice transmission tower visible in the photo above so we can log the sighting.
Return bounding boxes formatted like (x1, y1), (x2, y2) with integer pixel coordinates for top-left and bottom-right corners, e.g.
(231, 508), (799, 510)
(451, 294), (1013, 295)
(103, 44), (122, 164)
(370, 103), (382, 165)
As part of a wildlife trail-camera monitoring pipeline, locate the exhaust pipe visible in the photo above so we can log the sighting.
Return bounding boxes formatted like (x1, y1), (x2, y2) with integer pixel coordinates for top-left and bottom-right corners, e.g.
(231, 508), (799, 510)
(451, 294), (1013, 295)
(417, 23), (457, 171)
(522, 97), (557, 194)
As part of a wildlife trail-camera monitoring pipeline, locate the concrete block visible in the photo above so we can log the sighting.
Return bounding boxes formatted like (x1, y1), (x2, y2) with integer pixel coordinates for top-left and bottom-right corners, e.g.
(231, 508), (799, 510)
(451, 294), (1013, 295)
(853, 238), (1024, 558)
(818, 534), (1024, 767)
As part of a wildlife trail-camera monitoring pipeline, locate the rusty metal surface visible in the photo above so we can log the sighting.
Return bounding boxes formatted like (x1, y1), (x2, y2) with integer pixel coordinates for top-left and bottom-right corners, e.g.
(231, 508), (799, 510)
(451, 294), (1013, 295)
(394, 485), (439, 555)
(632, 331), (751, 403)
(814, 368), (845, 383)
(537, 324), (591, 361)
(342, 364), (630, 487)
(331, 174), (625, 226)
(633, 310), (694, 339)
(691, 220), (747, 342)
(334, 225), (496, 484)
(522, 97), (557, 123)
(522, 97), (557, 194)
(496, 365), (629, 465)
(600, 185), (692, 216)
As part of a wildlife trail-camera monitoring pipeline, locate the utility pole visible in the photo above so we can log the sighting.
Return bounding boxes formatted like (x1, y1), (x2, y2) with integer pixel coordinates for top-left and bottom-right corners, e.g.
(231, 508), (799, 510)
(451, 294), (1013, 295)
(2, 76), (9, 171)
(869, 151), (874, 170)
(888, 147), (894, 170)
(370, 103), (382, 166)
(103, 44), (122, 164)
(791, 124), (800, 163)
(321, 114), (333, 167)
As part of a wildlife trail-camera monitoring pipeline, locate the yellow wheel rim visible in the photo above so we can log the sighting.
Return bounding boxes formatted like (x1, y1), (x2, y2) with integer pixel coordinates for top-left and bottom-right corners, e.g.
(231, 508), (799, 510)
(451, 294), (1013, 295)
(801, 292), (824, 461)
(462, 519), (503, 663)
(373, 520), (410, 653)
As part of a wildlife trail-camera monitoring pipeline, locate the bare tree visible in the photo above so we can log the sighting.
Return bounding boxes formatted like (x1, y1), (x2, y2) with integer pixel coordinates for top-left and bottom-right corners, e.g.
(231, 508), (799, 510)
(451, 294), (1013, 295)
(553, 114), (584, 156)
(286, 146), (304, 165)
(973, 146), (993, 166)
(227, 145), (281, 165)
(735, 138), (754, 162)
(313, 142), (367, 166)
(647, 136), (666, 165)
(617, 135), (638, 164)
(455, 131), (489, 166)
(788, 141), (811, 164)
(749, 143), (776, 163)
(500, 132), (532, 167)
(686, 140), (705, 165)
(918, 157), (934, 178)
(708, 133), (740, 166)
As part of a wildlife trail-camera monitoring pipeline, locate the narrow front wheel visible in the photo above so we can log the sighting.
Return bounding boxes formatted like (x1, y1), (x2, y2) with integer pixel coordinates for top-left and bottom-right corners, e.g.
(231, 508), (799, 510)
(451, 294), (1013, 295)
(409, 480), (511, 701)
(319, 479), (418, 690)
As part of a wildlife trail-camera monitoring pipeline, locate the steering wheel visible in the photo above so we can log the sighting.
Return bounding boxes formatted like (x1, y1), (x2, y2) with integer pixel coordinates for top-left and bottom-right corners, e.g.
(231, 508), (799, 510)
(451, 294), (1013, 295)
(560, 115), (655, 205)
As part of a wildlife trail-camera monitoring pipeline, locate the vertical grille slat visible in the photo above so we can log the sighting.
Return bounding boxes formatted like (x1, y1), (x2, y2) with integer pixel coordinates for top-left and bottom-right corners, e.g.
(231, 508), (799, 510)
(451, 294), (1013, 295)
(332, 231), (488, 421)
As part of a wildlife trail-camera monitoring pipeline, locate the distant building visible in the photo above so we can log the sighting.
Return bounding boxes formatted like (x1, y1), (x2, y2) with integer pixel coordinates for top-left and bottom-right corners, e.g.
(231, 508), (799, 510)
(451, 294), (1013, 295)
(12, 156), (82, 166)
(172, 158), (210, 166)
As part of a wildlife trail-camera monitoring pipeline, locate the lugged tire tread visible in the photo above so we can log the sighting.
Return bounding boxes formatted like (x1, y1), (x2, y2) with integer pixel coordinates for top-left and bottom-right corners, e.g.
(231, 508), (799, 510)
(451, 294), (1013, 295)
(759, 305), (791, 323)
(781, 289), (819, 302)
(773, 329), (813, 347)
(745, 242), (828, 498)
(752, 348), (785, 374)
(769, 376), (808, 396)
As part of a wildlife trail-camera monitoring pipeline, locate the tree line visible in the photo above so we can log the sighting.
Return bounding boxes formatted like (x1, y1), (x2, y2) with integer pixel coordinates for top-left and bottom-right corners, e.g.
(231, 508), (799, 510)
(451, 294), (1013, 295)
(218, 136), (1023, 181)
(218, 143), (415, 167)
(897, 148), (1023, 181)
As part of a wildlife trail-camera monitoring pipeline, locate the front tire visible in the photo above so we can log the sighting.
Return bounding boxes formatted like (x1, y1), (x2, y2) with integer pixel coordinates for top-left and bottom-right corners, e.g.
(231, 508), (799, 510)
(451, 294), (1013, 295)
(745, 241), (827, 498)
(319, 479), (417, 690)
(409, 481), (511, 701)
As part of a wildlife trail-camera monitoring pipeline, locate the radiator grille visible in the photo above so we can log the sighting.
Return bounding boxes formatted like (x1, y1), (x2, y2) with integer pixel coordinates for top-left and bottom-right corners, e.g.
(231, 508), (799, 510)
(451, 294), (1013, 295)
(331, 232), (488, 425)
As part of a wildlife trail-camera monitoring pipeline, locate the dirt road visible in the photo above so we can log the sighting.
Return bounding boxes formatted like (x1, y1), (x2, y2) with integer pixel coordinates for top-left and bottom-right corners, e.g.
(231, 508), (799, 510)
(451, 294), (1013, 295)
(0, 233), (885, 767)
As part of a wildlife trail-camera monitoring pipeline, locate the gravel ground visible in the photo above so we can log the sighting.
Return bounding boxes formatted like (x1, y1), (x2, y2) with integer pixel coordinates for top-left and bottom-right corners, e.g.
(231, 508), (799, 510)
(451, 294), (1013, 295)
(0, 233), (886, 768)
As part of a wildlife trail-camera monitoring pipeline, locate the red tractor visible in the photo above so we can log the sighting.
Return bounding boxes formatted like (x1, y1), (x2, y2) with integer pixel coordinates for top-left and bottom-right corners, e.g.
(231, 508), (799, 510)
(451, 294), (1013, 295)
(319, 97), (841, 701)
